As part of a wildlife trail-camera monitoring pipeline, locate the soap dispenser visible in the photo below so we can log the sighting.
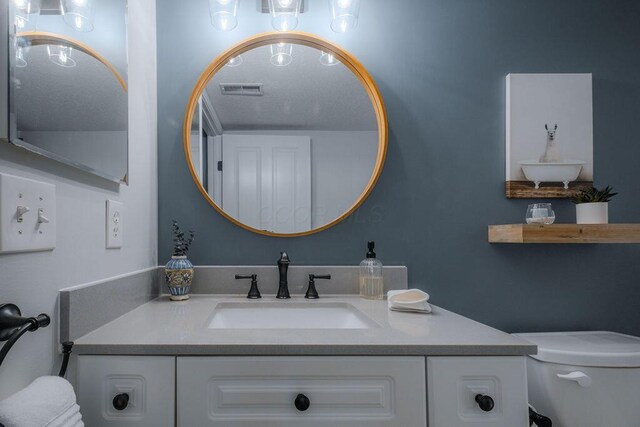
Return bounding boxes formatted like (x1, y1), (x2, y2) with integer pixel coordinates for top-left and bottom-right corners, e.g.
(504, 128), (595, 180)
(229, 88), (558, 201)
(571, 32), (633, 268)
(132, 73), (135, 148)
(359, 241), (384, 300)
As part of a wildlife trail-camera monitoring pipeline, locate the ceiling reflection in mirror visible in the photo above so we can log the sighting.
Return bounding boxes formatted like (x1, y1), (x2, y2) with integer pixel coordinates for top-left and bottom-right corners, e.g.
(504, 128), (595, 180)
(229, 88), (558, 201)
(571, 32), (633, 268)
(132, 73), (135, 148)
(188, 38), (385, 236)
(9, 0), (128, 182)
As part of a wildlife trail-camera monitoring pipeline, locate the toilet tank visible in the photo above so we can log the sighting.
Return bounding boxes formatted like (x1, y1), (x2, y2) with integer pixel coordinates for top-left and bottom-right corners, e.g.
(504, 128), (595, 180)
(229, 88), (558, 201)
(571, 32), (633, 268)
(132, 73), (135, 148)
(515, 331), (640, 427)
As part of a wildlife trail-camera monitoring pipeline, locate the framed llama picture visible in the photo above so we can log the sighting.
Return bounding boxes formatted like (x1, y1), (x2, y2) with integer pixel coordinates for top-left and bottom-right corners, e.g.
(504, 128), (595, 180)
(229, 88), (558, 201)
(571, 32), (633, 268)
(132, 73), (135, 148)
(505, 73), (593, 198)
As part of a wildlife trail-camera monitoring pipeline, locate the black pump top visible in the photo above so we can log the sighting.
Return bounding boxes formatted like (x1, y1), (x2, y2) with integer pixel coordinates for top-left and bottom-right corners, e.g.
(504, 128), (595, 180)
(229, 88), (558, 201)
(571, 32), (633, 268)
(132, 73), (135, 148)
(366, 241), (376, 258)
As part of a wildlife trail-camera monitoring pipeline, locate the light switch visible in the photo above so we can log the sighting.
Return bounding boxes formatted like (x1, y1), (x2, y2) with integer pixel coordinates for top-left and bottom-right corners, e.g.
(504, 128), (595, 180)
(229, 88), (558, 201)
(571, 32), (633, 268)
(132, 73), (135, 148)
(0, 173), (56, 253)
(106, 200), (123, 249)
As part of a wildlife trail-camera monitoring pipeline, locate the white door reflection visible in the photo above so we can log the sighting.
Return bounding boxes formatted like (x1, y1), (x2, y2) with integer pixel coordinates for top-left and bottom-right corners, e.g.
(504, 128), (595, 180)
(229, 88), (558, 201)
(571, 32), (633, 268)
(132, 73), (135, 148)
(222, 134), (311, 233)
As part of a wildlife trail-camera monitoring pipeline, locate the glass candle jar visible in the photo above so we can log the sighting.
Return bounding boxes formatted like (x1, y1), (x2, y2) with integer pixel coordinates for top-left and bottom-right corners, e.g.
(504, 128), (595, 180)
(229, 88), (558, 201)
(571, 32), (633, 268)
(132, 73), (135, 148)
(526, 203), (556, 224)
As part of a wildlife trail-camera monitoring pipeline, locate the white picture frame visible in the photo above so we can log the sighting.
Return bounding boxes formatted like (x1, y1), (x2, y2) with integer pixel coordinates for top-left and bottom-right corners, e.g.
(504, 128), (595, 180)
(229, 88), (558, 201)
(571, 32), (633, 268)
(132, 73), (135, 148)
(506, 73), (593, 198)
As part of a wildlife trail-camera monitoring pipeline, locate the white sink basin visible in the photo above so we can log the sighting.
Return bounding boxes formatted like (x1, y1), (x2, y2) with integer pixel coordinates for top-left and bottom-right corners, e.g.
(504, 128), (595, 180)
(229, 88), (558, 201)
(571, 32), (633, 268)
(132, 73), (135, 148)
(208, 302), (377, 329)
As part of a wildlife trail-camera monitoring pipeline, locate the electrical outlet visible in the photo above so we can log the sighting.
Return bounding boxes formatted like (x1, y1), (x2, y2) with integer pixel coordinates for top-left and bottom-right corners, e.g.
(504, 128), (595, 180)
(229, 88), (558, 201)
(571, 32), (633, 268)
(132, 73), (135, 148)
(0, 173), (56, 253)
(106, 200), (123, 249)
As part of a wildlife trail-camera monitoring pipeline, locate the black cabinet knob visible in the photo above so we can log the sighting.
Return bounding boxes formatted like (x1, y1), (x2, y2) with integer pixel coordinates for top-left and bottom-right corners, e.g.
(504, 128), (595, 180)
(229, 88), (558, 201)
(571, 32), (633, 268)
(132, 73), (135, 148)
(475, 394), (494, 412)
(294, 393), (310, 411)
(112, 393), (129, 411)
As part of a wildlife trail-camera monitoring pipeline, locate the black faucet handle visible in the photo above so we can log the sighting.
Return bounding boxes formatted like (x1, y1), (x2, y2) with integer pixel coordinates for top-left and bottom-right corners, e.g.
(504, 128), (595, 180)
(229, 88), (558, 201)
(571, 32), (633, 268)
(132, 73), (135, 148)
(235, 274), (261, 299)
(305, 274), (331, 299)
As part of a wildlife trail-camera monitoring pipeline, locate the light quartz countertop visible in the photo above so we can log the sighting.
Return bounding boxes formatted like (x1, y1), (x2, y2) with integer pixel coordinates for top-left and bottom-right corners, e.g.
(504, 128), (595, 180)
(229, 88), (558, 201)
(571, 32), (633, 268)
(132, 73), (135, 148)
(72, 295), (536, 356)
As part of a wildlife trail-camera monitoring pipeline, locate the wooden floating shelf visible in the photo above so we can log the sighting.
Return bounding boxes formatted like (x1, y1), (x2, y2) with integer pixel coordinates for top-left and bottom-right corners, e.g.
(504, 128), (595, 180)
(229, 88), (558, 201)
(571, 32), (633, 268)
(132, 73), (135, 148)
(505, 181), (593, 199)
(488, 224), (640, 244)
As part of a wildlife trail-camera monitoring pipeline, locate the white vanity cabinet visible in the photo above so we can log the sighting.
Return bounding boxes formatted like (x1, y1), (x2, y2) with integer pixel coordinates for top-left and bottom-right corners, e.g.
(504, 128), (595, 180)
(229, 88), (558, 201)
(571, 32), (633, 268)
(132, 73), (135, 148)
(76, 356), (175, 427)
(76, 355), (529, 427)
(177, 356), (427, 426)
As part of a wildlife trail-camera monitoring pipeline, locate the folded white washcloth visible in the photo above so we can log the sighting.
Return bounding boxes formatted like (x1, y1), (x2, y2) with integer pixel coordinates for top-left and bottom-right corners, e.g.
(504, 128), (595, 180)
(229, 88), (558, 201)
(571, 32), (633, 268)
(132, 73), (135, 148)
(0, 376), (84, 427)
(388, 289), (432, 313)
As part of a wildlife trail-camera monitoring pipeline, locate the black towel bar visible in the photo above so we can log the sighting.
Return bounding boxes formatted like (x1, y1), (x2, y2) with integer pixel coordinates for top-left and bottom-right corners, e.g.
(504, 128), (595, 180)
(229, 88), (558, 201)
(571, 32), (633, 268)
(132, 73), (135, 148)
(0, 303), (50, 369)
(0, 303), (73, 378)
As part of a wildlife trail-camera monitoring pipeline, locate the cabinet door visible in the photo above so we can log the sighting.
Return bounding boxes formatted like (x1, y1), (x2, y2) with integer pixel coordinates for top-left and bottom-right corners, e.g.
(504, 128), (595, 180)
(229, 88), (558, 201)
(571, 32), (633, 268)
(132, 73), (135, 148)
(177, 356), (426, 426)
(77, 356), (175, 427)
(427, 356), (528, 427)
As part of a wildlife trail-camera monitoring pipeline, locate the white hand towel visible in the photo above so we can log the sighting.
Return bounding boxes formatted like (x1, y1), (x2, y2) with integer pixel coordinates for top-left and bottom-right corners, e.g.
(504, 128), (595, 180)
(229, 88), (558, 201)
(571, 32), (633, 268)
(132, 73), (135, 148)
(388, 289), (432, 313)
(0, 376), (84, 427)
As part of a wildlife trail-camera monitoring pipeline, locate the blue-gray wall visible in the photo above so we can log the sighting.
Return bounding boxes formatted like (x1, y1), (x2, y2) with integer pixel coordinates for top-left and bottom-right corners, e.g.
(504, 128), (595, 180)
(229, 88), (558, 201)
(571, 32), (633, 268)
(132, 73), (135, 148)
(157, 0), (640, 335)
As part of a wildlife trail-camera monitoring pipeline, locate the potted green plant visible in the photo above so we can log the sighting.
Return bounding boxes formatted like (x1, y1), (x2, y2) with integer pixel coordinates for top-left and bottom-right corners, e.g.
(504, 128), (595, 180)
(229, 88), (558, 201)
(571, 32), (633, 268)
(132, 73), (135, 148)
(165, 220), (195, 301)
(572, 186), (618, 224)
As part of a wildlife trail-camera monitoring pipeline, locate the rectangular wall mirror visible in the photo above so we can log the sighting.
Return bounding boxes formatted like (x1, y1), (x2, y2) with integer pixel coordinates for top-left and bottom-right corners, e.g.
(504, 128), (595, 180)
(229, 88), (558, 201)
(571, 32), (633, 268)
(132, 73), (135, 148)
(3, 0), (129, 183)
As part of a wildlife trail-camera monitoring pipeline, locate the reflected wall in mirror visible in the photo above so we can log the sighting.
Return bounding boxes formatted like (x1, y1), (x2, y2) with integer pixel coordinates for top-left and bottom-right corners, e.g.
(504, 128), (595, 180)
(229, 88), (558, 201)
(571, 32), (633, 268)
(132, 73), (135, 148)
(7, 0), (128, 183)
(185, 32), (387, 237)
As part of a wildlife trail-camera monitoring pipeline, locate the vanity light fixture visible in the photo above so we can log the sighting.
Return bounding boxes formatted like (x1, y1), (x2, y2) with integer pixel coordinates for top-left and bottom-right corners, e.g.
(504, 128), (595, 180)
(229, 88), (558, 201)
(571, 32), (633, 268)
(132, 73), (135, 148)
(13, 0), (40, 32)
(209, 0), (239, 31)
(268, 0), (301, 32)
(329, 0), (360, 33)
(61, 0), (95, 32)
(15, 45), (27, 68)
(47, 45), (76, 68)
(270, 42), (293, 66)
(319, 50), (339, 66)
(226, 55), (243, 67)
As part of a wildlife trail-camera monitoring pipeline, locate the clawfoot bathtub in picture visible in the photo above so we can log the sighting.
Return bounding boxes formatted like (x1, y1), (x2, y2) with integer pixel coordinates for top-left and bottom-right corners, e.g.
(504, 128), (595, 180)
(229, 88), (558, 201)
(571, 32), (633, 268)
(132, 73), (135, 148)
(519, 124), (585, 189)
(519, 161), (585, 189)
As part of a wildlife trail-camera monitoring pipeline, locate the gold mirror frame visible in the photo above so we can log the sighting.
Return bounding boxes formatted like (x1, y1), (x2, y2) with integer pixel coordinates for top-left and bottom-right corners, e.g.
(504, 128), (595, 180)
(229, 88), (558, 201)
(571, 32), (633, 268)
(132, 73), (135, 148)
(183, 31), (388, 237)
(18, 31), (128, 92)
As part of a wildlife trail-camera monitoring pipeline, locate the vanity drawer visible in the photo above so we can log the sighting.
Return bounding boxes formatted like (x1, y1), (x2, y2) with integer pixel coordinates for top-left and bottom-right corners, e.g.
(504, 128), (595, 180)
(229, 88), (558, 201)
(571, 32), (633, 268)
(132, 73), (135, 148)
(427, 356), (528, 427)
(177, 356), (426, 426)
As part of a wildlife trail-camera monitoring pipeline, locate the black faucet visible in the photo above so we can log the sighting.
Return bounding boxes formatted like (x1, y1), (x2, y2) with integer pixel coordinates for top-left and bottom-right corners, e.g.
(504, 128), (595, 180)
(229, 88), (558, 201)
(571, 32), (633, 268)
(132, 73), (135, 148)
(276, 252), (291, 299)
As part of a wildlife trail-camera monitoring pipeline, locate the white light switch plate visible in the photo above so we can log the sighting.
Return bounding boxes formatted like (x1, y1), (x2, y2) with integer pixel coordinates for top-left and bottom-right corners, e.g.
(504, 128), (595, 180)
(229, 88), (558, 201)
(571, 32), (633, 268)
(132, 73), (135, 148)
(0, 173), (56, 253)
(106, 200), (123, 249)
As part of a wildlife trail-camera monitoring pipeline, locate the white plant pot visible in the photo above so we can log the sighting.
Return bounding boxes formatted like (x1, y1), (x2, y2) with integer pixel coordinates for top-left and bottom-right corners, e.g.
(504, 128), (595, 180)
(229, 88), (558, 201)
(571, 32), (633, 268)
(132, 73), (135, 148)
(576, 202), (609, 224)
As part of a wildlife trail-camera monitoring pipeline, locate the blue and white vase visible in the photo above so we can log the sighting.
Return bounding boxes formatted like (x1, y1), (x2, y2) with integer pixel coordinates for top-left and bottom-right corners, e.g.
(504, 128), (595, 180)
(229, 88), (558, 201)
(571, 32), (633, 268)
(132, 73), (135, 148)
(165, 255), (194, 301)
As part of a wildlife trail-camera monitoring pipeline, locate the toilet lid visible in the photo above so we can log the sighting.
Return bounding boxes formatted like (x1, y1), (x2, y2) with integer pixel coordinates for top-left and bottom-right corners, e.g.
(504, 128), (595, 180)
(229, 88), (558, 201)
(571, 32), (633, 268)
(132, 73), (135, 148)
(515, 331), (640, 367)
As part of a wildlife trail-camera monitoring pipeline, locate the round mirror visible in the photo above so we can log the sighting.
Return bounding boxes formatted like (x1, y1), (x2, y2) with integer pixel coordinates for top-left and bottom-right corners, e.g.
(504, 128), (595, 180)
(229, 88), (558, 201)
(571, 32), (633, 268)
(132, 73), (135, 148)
(184, 32), (387, 237)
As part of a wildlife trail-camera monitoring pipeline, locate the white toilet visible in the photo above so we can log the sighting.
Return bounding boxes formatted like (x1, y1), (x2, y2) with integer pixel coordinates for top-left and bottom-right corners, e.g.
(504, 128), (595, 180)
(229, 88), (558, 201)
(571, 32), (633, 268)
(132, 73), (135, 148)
(516, 331), (640, 427)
